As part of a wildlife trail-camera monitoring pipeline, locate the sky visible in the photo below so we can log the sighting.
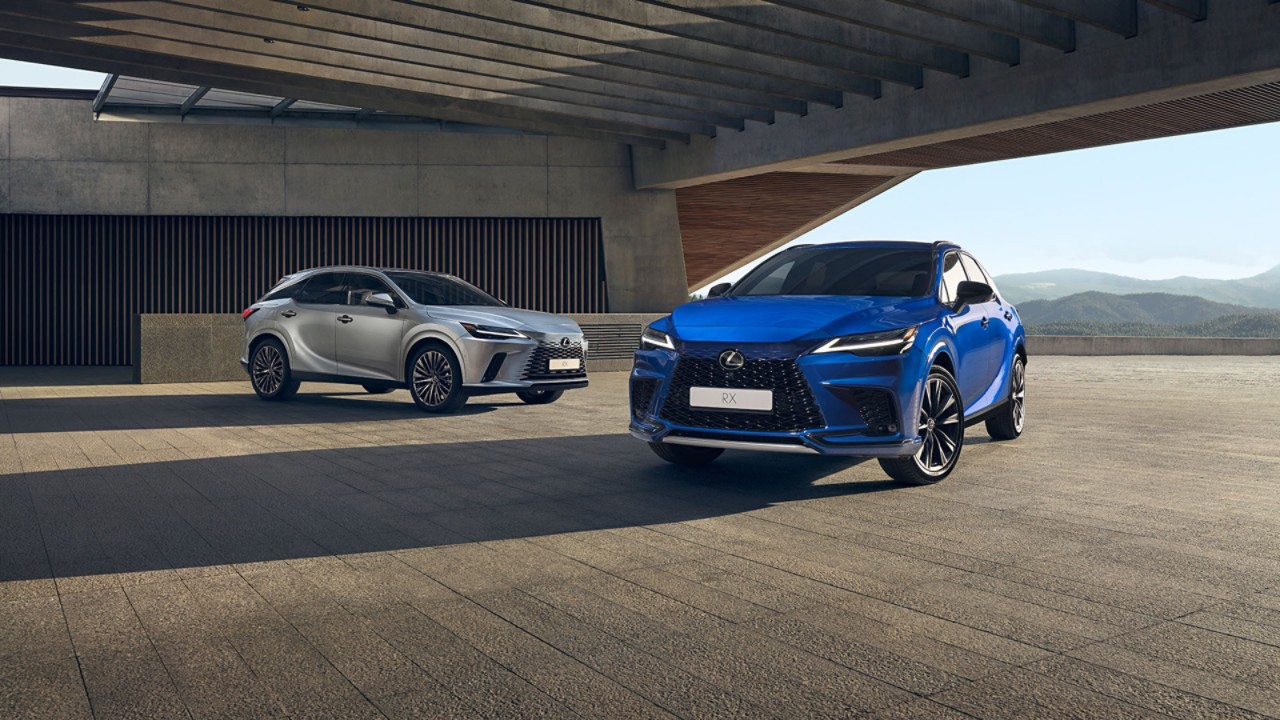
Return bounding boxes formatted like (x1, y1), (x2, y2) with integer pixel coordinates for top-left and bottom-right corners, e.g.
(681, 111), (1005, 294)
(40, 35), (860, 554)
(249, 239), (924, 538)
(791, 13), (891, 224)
(3, 60), (1277, 286)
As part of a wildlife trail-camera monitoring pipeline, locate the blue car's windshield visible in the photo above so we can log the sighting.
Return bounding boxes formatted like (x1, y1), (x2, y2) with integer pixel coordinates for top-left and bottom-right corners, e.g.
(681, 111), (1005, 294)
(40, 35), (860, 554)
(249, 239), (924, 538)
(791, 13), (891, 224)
(385, 271), (503, 306)
(730, 246), (934, 298)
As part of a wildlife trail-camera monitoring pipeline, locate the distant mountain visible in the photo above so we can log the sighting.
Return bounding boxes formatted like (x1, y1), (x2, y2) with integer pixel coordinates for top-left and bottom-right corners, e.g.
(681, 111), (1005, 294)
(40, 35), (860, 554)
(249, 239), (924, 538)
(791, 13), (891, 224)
(996, 265), (1280, 309)
(1029, 314), (1280, 338)
(1016, 291), (1273, 325)
(1014, 290), (1280, 338)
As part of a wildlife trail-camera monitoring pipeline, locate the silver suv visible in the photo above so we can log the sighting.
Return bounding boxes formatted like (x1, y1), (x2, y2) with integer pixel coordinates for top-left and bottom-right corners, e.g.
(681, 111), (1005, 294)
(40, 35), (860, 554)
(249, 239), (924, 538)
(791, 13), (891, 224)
(240, 267), (588, 413)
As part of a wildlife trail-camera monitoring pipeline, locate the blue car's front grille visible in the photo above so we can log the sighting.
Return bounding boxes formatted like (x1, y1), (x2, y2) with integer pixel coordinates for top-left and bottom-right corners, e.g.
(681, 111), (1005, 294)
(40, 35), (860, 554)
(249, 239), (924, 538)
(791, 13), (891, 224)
(659, 356), (826, 433)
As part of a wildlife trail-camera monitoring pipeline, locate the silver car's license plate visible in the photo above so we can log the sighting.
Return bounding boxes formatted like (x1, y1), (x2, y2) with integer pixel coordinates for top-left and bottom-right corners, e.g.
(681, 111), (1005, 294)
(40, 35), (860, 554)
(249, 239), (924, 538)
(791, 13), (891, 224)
(689, 387), (772, 412)
(549, 358), (580, 371)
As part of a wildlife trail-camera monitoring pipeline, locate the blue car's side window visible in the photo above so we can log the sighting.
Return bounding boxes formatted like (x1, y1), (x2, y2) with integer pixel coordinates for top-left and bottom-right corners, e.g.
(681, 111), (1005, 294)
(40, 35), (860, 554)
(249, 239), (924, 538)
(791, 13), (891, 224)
(940, 252), (966, 306)
(962, 254), (1002, 301)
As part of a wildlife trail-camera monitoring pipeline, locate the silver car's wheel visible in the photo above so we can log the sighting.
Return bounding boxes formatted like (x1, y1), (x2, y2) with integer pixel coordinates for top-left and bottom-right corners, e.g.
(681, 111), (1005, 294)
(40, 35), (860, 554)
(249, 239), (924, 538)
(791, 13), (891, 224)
(879, 366), (963, 485)
(250, 339), (299, 401)
(408, 345), (467, 413)
(986, 354), (1026, 440)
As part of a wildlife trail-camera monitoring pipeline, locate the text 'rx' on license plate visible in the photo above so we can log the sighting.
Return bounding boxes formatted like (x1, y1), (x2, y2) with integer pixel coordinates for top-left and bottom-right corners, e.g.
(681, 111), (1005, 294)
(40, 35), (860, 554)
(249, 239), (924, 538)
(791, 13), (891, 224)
(689, 387), (773, 412)
(549, 358), (580, 371)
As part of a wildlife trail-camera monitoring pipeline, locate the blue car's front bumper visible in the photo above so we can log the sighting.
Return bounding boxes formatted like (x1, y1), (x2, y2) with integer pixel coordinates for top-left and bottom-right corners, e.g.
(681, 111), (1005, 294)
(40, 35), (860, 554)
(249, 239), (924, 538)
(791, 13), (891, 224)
(630, 341), (927, 458)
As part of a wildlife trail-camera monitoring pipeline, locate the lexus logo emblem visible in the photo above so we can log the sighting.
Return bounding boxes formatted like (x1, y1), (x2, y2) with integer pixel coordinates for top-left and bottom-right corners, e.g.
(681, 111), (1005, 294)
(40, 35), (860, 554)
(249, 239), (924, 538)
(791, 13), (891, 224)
(560, 337), (572, 348)
(719, 349), (745, 370)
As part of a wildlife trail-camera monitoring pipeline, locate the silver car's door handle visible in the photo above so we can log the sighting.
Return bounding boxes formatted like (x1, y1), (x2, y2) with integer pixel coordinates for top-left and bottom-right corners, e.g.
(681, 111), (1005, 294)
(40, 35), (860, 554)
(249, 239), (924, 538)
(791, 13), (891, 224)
(281, 310), (296, 318)
(337, 315), (354, 324)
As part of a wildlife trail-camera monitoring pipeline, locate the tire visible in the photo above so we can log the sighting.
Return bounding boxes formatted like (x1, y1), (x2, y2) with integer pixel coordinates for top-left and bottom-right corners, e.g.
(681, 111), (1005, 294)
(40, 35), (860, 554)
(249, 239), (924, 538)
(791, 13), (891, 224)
(516, 389), (564, 405)
(362, 384), (395, 395)
(986, 354), (1026, 441)
(648, 442), (724, 466)
(879, 366), (964, 485)
(249, 338), (300, 401)
(407, 344), (468, 414)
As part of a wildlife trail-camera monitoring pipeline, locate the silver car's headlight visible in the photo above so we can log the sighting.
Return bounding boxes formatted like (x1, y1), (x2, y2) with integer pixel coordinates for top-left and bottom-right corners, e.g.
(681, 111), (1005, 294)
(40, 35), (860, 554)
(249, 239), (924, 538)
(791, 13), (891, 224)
(812, 326), (918, 356)
(460, 323), (528, 340)
(640, 326), (675, 350)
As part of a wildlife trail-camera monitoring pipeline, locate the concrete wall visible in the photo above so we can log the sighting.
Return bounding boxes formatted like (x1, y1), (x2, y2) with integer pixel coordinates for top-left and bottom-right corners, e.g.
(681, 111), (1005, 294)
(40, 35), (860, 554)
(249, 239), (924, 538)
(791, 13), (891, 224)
(0, 96), (688, 313)
(1029, 336), (1280, 356)
(132, 314), (244, 383)
(131, 310), (1279, 383)
(132, 312), (667, 383)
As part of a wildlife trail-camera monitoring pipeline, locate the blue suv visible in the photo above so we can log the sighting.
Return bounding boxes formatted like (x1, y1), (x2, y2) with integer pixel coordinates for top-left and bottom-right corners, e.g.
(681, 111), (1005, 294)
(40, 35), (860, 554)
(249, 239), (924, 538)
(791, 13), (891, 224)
(629, 241), (1026, 485)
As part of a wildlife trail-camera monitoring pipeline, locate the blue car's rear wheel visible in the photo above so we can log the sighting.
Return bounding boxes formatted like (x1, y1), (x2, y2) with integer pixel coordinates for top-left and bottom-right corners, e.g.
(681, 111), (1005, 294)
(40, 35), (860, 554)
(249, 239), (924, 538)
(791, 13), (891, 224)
(649, 442), (723, 466)
(986, 355), (1026, 440)
(880, 366), (963, 485)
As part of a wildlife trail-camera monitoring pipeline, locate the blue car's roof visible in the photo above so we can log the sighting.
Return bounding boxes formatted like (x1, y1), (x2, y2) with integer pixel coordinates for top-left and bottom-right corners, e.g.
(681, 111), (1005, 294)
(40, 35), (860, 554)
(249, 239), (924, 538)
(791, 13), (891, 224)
(784, 240), (960, 253)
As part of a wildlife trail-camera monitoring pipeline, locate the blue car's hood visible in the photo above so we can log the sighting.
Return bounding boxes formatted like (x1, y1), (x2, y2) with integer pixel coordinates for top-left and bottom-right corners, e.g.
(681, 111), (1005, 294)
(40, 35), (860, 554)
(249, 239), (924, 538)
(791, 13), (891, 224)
(670, 295), (937, 343)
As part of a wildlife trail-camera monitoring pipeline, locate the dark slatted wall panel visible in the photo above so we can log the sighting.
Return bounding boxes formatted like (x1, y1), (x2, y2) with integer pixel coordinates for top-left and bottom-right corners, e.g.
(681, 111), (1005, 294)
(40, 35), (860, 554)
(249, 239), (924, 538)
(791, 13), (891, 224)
(0, 216), (606, 366)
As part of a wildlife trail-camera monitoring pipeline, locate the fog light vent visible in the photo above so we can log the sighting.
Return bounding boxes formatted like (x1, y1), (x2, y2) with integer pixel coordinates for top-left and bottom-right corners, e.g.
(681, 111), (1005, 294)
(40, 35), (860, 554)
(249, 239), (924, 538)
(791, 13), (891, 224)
(482, 353), (506, 383)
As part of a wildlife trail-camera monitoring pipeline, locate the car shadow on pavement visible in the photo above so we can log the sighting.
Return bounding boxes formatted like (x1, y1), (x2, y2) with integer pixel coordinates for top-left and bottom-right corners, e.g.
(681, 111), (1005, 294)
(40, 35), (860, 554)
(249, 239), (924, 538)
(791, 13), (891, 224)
(0, 433), (897, 583)
(0, 390), (497, 434)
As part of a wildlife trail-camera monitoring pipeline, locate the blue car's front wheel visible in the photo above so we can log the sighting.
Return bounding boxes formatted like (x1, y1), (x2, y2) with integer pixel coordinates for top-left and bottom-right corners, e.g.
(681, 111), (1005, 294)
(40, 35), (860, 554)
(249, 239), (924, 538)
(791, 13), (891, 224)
(880, 366), (964, 485)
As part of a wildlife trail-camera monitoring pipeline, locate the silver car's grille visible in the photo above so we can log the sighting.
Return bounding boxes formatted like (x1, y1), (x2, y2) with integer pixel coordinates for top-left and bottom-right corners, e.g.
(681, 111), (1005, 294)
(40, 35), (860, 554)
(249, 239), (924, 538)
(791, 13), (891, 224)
(522, 340), (587, 381)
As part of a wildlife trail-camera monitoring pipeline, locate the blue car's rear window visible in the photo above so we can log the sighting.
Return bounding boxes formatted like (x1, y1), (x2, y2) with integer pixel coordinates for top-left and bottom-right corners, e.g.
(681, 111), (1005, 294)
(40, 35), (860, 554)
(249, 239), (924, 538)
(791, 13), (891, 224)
(731, 247), (934, 297)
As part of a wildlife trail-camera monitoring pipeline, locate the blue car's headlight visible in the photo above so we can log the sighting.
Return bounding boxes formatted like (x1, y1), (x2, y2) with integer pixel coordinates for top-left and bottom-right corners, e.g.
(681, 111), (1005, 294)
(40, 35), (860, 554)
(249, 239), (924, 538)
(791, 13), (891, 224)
(812, 326), (918, 356)
(640, 326), (675, 350)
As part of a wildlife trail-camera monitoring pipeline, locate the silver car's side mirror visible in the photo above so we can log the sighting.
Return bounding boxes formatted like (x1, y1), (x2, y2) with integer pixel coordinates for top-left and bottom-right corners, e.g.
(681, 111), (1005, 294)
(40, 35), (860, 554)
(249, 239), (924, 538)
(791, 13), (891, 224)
(368, 292), (398, 312)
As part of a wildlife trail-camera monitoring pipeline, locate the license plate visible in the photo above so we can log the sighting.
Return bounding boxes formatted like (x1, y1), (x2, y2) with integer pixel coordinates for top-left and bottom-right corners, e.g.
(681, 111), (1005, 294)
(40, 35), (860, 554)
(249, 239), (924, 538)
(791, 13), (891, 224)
(549, 358), (580, 371)
(689, 387), (772, 412)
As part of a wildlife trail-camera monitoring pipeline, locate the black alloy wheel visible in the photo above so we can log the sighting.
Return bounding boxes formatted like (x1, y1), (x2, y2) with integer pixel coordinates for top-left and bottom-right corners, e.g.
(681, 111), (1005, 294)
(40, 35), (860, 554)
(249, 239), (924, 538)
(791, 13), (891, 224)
(408, 344), (467, 414)
(250, 338), (300, 401)
(879, 366), (964, 485)
(516, 389), (564, 405)
(649, 442), (724, 466)
(986, 354), (1026, 440)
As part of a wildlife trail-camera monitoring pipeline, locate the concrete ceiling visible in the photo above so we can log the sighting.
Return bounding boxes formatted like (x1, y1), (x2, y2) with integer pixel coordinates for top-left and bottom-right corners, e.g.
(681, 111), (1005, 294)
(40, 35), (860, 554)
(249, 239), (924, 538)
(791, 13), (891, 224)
(0, 0), (1234, 148)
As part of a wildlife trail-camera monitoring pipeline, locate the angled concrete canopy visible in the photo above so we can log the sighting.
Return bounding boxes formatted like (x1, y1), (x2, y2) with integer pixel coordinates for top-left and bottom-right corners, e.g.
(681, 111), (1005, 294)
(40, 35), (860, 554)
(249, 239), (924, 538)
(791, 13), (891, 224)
(1, 0), (1279, 291)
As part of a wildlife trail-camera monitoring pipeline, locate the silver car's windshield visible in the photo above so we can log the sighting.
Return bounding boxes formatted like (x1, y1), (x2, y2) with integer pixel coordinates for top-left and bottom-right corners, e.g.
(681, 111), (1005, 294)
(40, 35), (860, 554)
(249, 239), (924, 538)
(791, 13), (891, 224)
(385, 271), (503, 307)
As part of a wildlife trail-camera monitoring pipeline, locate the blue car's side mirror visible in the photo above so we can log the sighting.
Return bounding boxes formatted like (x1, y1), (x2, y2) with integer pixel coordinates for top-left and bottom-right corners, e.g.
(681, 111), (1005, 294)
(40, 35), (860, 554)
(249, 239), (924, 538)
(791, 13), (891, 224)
(708, 283), (732, 297)
(954, 281), (995, 308)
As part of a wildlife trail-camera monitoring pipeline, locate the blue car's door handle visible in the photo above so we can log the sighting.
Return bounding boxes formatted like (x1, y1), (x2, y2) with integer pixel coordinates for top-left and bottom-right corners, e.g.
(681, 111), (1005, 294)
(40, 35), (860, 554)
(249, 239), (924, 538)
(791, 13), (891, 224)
(1003, 310), (1013, 321)
(980, 317), (990, 329)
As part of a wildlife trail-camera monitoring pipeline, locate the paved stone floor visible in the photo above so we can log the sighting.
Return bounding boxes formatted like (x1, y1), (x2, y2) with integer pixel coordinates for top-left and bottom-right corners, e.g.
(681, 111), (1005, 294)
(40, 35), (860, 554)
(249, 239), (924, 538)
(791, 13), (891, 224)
(1, 357), (1279, 719)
